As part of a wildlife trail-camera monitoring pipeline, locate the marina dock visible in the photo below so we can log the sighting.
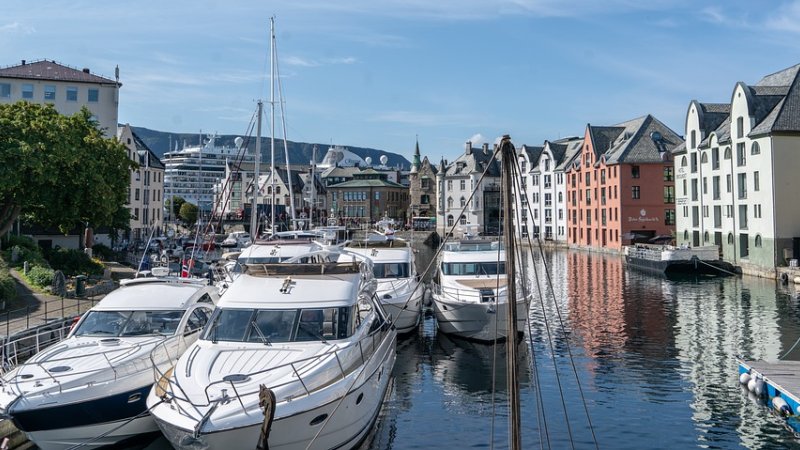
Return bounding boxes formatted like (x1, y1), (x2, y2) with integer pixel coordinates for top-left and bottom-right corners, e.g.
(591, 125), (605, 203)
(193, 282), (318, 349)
(738, 360), (800, 418)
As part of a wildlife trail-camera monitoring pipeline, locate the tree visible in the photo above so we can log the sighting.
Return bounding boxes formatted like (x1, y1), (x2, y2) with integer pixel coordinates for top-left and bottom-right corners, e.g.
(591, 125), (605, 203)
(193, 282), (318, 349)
(0, 102), (135, 237)
(166, 196), (186, 221)
(179, 202), (199, 228)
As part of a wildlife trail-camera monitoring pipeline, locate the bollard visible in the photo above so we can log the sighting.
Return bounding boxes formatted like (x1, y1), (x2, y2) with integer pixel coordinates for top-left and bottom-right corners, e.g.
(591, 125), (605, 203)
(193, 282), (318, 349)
(23, 261), (29, 275)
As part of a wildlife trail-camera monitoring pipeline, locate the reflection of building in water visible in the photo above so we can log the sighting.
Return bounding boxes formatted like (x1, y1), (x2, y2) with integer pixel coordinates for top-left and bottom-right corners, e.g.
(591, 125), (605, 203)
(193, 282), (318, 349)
(669, 276), (786, 446)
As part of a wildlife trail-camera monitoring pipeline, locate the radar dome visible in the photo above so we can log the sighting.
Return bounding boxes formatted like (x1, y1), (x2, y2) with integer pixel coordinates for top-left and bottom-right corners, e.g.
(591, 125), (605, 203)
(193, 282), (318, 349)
(365, 157), (373, 166)
(234, 136), (244, 148)
(380, 155), (388, 165)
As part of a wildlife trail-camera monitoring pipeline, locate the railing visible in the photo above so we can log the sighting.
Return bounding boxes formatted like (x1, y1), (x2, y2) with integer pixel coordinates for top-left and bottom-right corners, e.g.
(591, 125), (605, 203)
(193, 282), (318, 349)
(431, 281), (507, 303)
(152, 323), (393, 417)
(0, 297), (100, 341)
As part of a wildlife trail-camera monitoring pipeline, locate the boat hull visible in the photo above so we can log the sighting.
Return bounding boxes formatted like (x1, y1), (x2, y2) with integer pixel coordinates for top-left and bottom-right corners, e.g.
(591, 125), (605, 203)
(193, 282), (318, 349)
(154, 336), (396, 450)
(624, 255), (734, 275)
(381, 288), (423, 334)
(22, 414), (157, 450)
(432, 296), (527, 342)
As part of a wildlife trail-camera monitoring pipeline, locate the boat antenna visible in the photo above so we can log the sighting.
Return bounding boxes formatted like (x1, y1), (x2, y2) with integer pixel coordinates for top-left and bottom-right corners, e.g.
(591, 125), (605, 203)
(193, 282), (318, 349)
(251, 100), (263, 237)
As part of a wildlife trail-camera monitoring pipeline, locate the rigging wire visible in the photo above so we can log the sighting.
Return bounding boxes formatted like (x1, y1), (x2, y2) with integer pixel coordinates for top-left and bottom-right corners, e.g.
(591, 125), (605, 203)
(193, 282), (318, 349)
(511, 150), (600, 450)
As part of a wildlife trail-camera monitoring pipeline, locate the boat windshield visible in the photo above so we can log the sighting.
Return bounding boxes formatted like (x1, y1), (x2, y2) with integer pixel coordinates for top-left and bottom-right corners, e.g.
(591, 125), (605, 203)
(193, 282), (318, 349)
(373, 263), (410, 279)
(203, 306), (352, 343)
(74, 310), (185, 337)
(441, 262), (506, 276)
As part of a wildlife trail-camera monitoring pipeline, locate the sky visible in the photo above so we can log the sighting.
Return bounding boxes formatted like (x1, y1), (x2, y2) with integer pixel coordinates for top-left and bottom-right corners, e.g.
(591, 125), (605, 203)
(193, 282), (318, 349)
(1, 1), (799, 163)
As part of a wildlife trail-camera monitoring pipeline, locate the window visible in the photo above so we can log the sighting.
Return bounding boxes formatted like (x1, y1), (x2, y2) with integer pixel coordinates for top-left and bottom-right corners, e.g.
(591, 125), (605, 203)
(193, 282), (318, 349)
(737, 173), (747, 199)
(703, 205), (709, 217)
(754, 171), (760, 191)
(22, 84), (33, 99)
(712, 148), (720, 169)
(447, 180), (452, 190)
(460, 180), (466, 190)
(631, 166), (640, 178)
(0, 83), (9, 98)
(681, 156), (687, 167)
(447, 197), (453, 208)
(691, 153), (697, 173)
(726, 174), (732, 193)
(692, 206), (699, 227)
(701, 152), (708, 164)
(533, 175), (539, 186)
(736, 143), (746, 166)
(737, 116), (744, 139)
(632, 186), (641, 199)
(682, 179), (687, 196)
(691, 179), (698, 201)
(691, 130), (696, 149)
(460, 215), (467, 225)
(713, 205), (722, 227)
(728, 233), (734, 245)
(754, 204), (762, 218)
(544, 175), (551, 188)
(704, 231), (710, 242)
(585, 172), (590, 185)
(665, 209), (676, 225)
(739, 205), (748, 229)
(460, 197), (466, 207)
(751, 142), (760, 155)
(755, 235), (762, 247)
(66, 87), (78, 102)
(724, 147), (731, 160)
(544, 159), (550, 172)
(712, 176), (720, 200)
(703, 177), (707, 195)
(374, 191), (379, 200)
(684, 230), (689, 241)
(663, 167), (673, 181)
(88, 88), (99, 102)
(664, 186), (674, 203)
(447, 215), (454, 227)
(44, 85), (56, 101)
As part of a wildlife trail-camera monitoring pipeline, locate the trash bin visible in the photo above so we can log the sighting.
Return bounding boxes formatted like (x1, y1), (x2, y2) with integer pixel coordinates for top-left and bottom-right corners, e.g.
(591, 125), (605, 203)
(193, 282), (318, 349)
(75, 275), (87, 297)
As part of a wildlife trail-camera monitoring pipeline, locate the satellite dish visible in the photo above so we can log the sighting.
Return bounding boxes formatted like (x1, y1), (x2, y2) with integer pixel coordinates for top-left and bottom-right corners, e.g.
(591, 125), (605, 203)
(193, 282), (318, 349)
(365, 157), (373, 166)
(234, 136), (244, 148)
(380, 155), (388, 165)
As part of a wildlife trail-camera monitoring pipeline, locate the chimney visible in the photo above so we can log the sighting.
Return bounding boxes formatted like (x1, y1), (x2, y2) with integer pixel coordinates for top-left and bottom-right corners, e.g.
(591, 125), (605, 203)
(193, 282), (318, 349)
(82, 68), (90, 74)
(20, 60), (25, 65)
(482, 143), (489, 155)
(465, 141), (472, 155)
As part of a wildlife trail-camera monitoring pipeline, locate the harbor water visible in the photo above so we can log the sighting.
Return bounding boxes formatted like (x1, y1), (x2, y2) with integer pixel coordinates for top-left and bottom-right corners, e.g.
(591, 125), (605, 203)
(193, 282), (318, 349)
(121, 246), (800, 449)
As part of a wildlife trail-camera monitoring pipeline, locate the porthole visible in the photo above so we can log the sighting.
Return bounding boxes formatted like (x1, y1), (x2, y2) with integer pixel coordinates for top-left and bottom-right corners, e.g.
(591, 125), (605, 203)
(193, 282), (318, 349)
(356, 393), (364, 405)
(310, 414), (328, 426)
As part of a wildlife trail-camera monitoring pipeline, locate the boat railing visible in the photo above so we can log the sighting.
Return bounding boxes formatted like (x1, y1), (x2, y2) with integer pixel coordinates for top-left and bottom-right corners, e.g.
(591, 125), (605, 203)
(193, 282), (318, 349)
(376, 277), (416, 299)
(431, 281), (506, 303)
(2, 335), (177, 396)
(625, 244), (666, 262)
(153, 324), (393, 415)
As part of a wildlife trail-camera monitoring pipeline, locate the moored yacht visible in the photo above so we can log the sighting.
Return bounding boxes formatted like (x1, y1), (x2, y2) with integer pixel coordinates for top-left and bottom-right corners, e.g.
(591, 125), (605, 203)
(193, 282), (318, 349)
(345, 231), (423, 334)
(431, 237), (527, 342)
(147, 248), (397, 450)
(0, 272), (219, 450)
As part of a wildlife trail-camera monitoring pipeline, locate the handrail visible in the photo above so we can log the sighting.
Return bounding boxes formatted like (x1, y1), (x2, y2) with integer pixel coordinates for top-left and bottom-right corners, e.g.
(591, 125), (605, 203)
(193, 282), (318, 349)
(431, 281), (508, 303)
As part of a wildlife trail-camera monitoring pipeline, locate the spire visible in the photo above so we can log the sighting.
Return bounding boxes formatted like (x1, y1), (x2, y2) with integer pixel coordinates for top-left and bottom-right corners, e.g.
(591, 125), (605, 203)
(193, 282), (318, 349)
(411, 135), (421, 172)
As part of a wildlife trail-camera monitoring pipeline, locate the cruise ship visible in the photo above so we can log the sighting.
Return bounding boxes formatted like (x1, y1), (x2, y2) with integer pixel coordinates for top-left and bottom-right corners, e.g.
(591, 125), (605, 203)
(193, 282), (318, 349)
(163, 135), (254, 213)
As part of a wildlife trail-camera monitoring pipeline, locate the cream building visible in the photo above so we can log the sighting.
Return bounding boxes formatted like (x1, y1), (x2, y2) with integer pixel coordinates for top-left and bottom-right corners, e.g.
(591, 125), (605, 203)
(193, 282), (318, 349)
(118, 125), (164, 242)
(0, 59), (120, 138)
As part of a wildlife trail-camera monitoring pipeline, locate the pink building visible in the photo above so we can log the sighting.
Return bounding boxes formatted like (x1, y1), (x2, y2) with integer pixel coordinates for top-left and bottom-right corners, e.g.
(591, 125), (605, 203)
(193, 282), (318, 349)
(566, 115), (684, 251)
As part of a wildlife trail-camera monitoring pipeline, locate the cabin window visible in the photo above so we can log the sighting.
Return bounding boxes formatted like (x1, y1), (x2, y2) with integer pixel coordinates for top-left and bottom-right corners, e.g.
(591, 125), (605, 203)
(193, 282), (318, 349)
(74, 310), (184, 337)
(373, 263), (410, 279)
(441, 262), (506, 276)
(204, 307), (351, 343)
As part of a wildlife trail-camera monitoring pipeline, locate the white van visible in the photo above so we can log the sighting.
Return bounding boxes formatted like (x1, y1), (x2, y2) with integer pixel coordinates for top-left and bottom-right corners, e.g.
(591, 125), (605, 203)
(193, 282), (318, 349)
(221, 231), (252, 248)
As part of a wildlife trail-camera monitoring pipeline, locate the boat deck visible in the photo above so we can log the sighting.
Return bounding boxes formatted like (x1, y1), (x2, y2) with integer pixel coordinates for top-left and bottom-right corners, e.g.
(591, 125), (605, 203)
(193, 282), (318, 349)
(739, 360), (800, 416)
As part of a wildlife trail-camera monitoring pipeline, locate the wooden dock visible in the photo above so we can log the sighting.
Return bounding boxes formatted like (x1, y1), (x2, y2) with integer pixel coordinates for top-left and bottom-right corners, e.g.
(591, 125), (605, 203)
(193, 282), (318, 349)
(739, 360), (800, 415)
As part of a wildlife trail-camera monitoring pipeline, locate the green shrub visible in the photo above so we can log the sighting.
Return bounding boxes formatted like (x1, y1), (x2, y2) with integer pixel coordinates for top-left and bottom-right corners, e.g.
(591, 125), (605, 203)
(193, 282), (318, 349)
(48, 248), (103, 277)
(91, 243), (115, 261)
(2, 245), (48, 269)
(0, 258), (16, 304)
(26, 266), (54, 288)
(1, 235), (38, 251)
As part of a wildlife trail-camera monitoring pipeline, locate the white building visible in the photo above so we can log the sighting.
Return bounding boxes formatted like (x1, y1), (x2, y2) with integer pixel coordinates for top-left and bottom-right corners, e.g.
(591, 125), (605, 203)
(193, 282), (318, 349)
(517, 137), (583, 243)
(676, 63), (800, 276)
(435, 142), (502, 237)
(118, 125), (164, 242)
(0, 59), (120, 138)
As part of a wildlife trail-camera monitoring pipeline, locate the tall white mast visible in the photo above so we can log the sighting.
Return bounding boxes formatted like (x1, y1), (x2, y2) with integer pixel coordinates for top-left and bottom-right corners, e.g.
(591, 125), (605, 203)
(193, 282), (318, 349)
(269, 17), (276, 233)
(251, 101), (263, 237)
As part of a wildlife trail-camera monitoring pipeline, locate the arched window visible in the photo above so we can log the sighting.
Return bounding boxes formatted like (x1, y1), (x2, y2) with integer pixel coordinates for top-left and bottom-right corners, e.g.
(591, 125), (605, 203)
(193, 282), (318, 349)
(276, 186), (281, 194)
(737, 117), (744, 139)
(724, 147), (732, 160)
(447, 215), (454, 227)
(447, 197), (453, 209)
(704, 231), (710, 242)
(460, 215), (467, 225)
(691, 130), (696, 149)
(727, 233), (734, 244)
(755, 235), (762, 247)
(751, 142), (761, 155)
(684, 230), (689, 240)
(681, 156), (688, 167)
(701, 152), (708, 164)
(460, 197), (466, 208)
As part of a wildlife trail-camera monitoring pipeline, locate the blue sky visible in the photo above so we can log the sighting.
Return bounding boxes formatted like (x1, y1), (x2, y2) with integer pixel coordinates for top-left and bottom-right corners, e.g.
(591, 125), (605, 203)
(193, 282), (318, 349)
(1, 1), (799, 163)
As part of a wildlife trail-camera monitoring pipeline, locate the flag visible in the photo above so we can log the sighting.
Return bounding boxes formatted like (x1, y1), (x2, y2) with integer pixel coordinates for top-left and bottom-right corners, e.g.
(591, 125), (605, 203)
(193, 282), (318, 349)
(181, 258), (193, 278)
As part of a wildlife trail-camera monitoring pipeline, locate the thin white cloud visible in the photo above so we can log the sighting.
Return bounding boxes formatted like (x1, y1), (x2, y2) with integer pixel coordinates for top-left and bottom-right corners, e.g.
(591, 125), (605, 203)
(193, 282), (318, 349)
(283, 55), (357, 68)
(284, 56), (319, 68)
(700, 7), (727, 24)
(468, 133), (485, 145)
(0, 21), (34, 35)
(766, 0), (800, 33)
(369, 110), (474, 126)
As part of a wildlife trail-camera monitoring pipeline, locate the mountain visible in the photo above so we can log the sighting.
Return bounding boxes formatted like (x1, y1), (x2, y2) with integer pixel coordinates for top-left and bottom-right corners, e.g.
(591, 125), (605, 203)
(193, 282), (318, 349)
(130, 126), (411, 169)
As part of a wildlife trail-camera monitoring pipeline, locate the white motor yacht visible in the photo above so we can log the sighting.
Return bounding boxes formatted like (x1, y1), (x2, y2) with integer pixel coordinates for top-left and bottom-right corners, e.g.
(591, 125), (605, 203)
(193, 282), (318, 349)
(148, 248), (397, 450)
(0, 272), (219, 450)
(345, 233), (423, 334)
(431, 239), (527, 342)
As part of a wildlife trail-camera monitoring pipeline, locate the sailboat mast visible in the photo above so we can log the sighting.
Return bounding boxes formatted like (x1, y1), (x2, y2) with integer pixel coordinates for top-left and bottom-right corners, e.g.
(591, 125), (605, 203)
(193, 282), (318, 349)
(311, 144), (317, 227)
(251, 100), (263, 237)
(500, 135), (521, 450)
(269, 16), (276, 233)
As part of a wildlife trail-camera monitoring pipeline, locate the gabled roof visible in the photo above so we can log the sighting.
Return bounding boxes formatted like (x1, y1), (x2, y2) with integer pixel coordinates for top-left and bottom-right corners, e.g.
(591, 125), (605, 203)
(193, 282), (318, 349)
(518, 145), (543, 169)
(0, 59), (119, 85)
(132, 131), (164, 170)
(756, 64), (800, 87)
(321, 166), (361, 178)
(587, 126), (626, 159)
(592, 115), (683, 165)
(442, 145), (501, 177)
(555, 138), (584, 171)
(697, 102), (731, 135)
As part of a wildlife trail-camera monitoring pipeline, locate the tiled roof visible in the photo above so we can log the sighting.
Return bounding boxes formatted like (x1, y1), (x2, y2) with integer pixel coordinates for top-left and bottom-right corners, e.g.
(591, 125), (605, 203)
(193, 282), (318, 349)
(756, 64), (800, 87)
(600, 115), (683, 164)
(555, 138), (584, 171)
(328, 178), (404, 188)
(518, 145), (543, 169)
(700, 103), (731, 114)
(588, 126), (625, 158)
(132, 131), (164, 170)
(0, 59), (119, 85)
(443, 145), (501, 177)
(697, 102), (730, 135)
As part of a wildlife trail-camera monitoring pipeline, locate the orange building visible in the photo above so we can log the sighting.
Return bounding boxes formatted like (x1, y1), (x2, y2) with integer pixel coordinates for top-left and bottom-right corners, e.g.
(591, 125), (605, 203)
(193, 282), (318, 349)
(565, 115), (684, 250)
